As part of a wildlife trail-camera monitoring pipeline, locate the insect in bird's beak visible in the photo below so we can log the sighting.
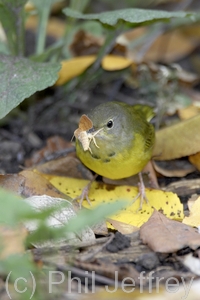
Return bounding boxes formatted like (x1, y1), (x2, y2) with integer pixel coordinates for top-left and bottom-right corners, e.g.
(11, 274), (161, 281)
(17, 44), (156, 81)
(74, 114), (103, 153)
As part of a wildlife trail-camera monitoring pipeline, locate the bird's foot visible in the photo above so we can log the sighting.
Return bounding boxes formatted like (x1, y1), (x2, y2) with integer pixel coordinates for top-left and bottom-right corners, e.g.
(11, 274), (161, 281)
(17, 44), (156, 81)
(73, 183), (92, 208)
(73, 174), (97, 209)
(132, 172), (150, 211)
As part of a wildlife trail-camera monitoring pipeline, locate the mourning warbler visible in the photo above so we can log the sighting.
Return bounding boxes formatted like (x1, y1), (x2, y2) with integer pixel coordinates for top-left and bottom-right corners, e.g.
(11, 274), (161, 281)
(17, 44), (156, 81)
(75, 101), (155, 208)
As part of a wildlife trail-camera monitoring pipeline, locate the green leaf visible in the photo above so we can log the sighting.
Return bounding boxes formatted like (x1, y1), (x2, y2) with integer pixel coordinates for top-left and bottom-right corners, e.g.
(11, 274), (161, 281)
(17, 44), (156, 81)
(0, 189), (33, 226)
(0, 55), (61, 119)
(0, 0), (27, 5)
(66, 201), (127, 233)
(63, 8), (191, 28)
(0, 0), (27, 55)
(0, 253), (40, 300)
(0, 253), (37, 280)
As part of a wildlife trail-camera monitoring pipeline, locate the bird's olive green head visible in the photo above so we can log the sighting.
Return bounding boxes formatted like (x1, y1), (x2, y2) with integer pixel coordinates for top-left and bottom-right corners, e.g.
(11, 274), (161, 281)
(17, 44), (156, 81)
(87, 101), (136, 151)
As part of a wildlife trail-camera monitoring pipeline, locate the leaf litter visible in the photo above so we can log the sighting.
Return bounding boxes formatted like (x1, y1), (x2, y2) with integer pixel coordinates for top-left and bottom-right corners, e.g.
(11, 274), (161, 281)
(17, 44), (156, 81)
(140, 210), (200, 253)
(2, 3), (200, 297)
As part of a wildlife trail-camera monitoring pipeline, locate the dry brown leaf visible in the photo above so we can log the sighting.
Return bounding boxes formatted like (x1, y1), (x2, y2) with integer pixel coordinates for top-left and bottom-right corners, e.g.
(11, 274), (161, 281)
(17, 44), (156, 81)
(178, 105), (200, 120)
(164, 179), (200, 199)
(70, 30), (103, 56)
(140, 210), (200, 253)
(35, 156), (93, 180)
(0, 174), (26, 194)
(91, 221), (108, 235)
(0, 171), (69, 199)
(153, 114), (200, 160)
(119, 27), (147, 47)
(153, 159), (196, 177)
(187, 194), (199, 211)
(0, 225), (26, 259)
(182, 24), (200, 41)
(148, 63), (199, 87)
(189, 152), (200, 171)
(124, 27), (196, 63)
(25, 136), (74, 167)
(183, 196), (200, 227)
(107, 218), (139, 234)
(20, 170), (69, 199)
(144, 28), (196, 63)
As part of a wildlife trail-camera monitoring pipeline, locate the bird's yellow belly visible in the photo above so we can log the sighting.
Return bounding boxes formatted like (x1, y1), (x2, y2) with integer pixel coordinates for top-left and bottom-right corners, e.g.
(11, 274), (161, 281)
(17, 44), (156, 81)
(76, 135), (152, 180)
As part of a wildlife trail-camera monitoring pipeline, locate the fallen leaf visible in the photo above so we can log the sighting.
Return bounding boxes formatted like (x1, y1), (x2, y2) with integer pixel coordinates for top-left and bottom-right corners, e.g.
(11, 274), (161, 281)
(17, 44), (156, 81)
(178, 105), (200, 120)
(70, 29), (103, 56)
(91, 221), (108, 235)
(189, 152), (200, 171)
(25, 135), (74, 167)
(164, 179), (200, 198)
(22, 170), (71, 199)
(107, 218), (139, 234)
(140, 210), (200, 253)
(56, 55), (133, 85)
(47, 176), (183, 228)
(153, 114), (200, 160)
(144, 28), (197, 63)
(35, 156), (93, 180)
(187, 194), (199, 211)
(183, 196), (200, 227)
(56, 55), (96, 85)
(25, 195), (95, 247)
(153, 159), (196, 177)
(101, 55), (132, 71)
(181, 253), (200, 276)
(0, 174), (26, 195)
(0, 171), (69, 199)
(0, 225), (26, 259)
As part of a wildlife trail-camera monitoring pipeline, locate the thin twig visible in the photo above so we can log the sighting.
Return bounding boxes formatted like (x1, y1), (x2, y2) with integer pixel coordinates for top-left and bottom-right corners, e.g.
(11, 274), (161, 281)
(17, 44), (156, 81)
(77, 233), (115, 262)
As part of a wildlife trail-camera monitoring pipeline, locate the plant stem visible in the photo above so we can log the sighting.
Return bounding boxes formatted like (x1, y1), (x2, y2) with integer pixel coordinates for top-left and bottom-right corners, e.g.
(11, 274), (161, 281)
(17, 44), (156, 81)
(89, 30), (118, 74)
(36, 1), (52, 55)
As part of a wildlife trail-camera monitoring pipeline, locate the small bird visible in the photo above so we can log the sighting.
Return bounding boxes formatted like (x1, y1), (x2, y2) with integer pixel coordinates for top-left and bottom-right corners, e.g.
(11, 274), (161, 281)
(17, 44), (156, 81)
(75, 101), (155, 209)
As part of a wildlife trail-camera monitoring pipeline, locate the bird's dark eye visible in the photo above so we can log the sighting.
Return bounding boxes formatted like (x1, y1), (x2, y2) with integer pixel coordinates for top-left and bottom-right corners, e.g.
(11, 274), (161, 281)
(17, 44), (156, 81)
(107, 119), (114, 129)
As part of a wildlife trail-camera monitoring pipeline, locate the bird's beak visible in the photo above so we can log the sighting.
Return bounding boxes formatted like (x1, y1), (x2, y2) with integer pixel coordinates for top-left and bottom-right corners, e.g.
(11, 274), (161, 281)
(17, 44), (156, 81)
(87, 127), (103, 137)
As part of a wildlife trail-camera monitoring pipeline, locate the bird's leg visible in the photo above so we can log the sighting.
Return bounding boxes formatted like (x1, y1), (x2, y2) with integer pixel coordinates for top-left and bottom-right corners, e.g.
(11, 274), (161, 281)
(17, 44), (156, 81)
(73, 174), (98, 209)
(132, 172), (150, 210)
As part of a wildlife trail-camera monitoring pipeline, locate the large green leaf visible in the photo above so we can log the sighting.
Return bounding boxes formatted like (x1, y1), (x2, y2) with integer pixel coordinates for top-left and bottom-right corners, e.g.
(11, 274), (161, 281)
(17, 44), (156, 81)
(63, 8), (190, 27)
(0, 55), (60, 119)
(0, 0), (28, 55)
